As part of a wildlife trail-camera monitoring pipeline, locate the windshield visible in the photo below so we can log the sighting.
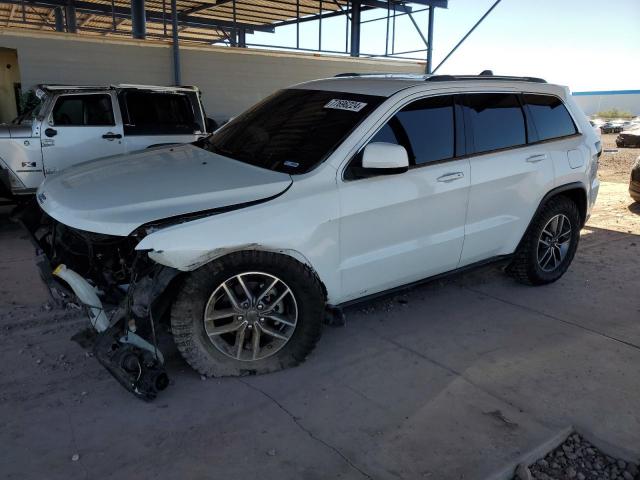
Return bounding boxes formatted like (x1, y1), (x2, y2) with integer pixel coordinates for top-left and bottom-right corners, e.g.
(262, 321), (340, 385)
(200, 89), (384, 174)
(12, 90), (45, 125)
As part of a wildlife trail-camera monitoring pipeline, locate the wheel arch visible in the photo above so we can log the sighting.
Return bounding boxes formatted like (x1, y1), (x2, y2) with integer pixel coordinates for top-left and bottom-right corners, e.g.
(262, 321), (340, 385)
(165, 245), (329, 301)
(538, 182), (588, 228)
(515, 182), (587, 253)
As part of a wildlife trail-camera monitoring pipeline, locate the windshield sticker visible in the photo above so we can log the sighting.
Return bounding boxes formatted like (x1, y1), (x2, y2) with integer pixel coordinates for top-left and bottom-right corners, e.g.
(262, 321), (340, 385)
(283, 161), (300, 168)
(324, 99), (368, 112)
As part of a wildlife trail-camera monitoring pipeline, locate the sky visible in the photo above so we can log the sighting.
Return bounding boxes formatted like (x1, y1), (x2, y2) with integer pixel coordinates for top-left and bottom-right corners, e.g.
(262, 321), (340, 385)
(246, 0), (640, 92)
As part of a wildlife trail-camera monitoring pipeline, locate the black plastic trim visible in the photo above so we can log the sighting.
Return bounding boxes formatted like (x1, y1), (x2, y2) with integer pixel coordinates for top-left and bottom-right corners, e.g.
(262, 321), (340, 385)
(334, 254), (513, 309)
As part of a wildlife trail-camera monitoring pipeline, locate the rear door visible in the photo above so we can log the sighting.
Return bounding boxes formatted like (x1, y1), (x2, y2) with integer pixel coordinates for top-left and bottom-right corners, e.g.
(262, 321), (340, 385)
(338, 95), (471, 301)
(458, 92), (556, 266)
(41, 92), (125, 175)
(119, 90), (206, 152)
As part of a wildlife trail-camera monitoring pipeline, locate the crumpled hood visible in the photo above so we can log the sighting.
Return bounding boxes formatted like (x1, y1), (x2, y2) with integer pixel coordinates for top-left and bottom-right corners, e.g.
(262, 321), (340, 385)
(37, 144), (292, 236)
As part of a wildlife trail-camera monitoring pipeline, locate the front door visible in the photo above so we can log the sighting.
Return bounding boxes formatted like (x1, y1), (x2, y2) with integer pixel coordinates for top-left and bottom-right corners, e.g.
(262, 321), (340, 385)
(41, 92), (125, 175)
(338, 95), (471, 302)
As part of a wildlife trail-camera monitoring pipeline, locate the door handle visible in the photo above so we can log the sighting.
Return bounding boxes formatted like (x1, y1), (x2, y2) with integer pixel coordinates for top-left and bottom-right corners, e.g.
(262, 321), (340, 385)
(45, 128), (57, 137)
(526, 154), (547, 163)
(102, 132), (122, 140)
(437, 172), (465, 183)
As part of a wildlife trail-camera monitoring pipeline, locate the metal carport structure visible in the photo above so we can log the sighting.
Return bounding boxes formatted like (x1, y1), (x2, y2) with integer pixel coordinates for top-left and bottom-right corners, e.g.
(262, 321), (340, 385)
(0, 0), (449, 80)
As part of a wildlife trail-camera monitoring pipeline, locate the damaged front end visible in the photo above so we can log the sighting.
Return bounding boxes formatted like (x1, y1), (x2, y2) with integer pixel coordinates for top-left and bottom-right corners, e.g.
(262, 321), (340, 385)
(18, 201), (180, 401)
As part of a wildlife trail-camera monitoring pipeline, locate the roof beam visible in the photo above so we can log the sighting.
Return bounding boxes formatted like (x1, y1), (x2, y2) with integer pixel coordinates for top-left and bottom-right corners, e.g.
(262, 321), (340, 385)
(7, 4), (16, 24)
(406, 0), (446, 7)
(79, 12), (94, 26)
(273, 4), (376, 28)
(2, 0), (275, 32)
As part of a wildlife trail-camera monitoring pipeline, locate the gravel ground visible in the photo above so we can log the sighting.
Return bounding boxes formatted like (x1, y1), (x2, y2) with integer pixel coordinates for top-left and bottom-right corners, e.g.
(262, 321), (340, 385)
(515, 433), (639, 480)
(598, 133), (639, 183)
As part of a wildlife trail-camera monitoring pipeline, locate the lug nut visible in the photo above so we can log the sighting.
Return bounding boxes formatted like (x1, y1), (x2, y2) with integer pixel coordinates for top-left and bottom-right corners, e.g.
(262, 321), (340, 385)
(257, 304), (264, 310)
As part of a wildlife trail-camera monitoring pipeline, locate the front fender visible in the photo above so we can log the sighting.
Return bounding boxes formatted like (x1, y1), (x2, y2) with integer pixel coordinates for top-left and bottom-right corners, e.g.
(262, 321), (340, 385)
(135, 179), (342, 302)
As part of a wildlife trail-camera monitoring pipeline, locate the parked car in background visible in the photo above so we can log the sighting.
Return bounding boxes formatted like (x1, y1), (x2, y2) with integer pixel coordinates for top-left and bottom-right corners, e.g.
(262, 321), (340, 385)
(630, 156), (640, 202)
(617, 129), (640, 148)
(1, 84), (214, 198)
(601, 122), (623, 134)
(24, 73), (600, 399)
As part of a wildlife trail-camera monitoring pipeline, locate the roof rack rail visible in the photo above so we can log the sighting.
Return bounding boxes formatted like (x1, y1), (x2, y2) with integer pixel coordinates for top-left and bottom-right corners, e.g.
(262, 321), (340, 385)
(425, 74), (547, 83)
(333, 72), (424, 78)
(333, 72), (547, 83)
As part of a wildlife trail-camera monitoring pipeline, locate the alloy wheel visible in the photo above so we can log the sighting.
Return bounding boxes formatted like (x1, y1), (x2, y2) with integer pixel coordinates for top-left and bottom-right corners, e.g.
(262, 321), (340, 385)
(537, 214), (572, 273)
(203, 272), (298, 361)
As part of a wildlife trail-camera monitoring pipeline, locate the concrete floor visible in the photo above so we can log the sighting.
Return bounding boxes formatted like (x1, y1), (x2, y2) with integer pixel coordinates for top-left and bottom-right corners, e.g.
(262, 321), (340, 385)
(1, 181), (639, 480)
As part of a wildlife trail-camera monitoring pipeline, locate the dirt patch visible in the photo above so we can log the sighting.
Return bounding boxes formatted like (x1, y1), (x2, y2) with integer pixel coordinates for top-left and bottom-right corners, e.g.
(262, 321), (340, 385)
(514, 433), (639, 480)
(598, 133), (639, 183)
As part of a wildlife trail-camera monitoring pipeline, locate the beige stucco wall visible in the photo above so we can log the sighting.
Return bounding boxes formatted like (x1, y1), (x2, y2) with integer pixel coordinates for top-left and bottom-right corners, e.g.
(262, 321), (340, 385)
(0, 47), (21, 123)
(0, 29), (424, 122)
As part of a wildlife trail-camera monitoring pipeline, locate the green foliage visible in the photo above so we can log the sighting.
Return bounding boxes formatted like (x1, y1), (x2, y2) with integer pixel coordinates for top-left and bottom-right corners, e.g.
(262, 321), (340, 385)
(18, 90), (40, 115)
(595, 108), (634, 119)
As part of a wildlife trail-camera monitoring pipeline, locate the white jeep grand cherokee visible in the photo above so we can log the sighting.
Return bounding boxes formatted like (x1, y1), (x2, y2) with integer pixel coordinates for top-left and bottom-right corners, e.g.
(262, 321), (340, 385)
(25, 73), (600, 398)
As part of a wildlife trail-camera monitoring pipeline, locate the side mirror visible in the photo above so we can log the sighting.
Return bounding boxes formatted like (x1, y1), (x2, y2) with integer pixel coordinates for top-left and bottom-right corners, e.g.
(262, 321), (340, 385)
(362, 142), (409, 173)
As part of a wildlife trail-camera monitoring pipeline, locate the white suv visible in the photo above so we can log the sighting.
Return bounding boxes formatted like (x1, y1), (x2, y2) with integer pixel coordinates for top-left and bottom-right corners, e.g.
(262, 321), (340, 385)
(26, 73), (600, 398)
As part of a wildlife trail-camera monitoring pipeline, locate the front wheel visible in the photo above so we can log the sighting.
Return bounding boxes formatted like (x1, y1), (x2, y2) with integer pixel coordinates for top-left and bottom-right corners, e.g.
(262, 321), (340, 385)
(171, 251), (325, 377)
(507, 196), (581, 285)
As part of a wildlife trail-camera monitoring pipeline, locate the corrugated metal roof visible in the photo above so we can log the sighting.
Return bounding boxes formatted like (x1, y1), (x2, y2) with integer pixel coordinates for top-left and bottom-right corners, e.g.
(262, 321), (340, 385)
(0, 0), (351, 44)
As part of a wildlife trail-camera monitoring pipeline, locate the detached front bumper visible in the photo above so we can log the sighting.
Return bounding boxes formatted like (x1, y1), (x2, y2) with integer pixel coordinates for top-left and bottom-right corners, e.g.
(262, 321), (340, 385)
(15, 199), (180, 400)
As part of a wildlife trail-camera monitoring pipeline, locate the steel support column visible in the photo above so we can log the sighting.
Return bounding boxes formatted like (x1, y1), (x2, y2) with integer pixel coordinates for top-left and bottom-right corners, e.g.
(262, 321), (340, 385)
(350, 1), (361, 57)
(53, 6), (64, 31)
(237, 27), (246, 47)
(131, 0), (146, 39)
(426, 6), (434, 73)
(65, 0), (76, 32)
(171, 0), (180, 85)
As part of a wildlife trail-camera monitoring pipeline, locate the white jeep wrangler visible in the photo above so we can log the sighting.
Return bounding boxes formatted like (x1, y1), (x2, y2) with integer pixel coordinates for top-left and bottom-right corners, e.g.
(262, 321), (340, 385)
(25, 73), (600, 399)
(1, 84), (212, 197)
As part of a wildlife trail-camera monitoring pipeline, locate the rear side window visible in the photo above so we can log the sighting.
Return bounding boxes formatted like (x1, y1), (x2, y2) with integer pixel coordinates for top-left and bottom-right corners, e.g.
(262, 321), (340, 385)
(369, 95), (455, 165)
(121, 91), (198, 135)
(463, 93), (526, 154)
(52, 94), (114, 126)
(523, 94), (577, 141)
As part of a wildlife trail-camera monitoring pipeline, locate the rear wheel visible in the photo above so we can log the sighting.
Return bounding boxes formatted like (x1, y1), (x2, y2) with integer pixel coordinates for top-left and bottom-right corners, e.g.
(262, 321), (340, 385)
(171, 251), (325, 377)
(507, 196), (581, 285)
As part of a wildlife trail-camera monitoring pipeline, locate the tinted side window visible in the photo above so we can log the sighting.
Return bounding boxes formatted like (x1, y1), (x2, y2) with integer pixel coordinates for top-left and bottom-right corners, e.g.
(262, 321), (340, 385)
(370, 95), (454, 165)
(463, 93), (526, 154)
(524, 94), (577, 141)
(52, 94), (114, 126)
(122, 91), (197, 135)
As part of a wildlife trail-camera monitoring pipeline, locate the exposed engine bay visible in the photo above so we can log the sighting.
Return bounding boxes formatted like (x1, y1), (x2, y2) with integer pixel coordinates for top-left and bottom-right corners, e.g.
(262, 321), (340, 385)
(17, 201), (180, 400)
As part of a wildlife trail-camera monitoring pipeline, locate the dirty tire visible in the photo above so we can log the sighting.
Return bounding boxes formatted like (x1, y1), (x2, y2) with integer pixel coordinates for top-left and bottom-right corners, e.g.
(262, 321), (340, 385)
(171, 251), (325, 377)
(507, 196), (581, 286)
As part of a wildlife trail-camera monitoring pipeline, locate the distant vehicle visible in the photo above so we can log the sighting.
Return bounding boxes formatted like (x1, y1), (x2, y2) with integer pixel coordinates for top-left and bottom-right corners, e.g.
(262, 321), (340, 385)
(23, 73), (600, 399)
(601, 122), (623, 134)
(621, 121), (634, 131)
(616, 129), (640, 148)
(630, 156), (640, 202)
(0, 84), (214, 198)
